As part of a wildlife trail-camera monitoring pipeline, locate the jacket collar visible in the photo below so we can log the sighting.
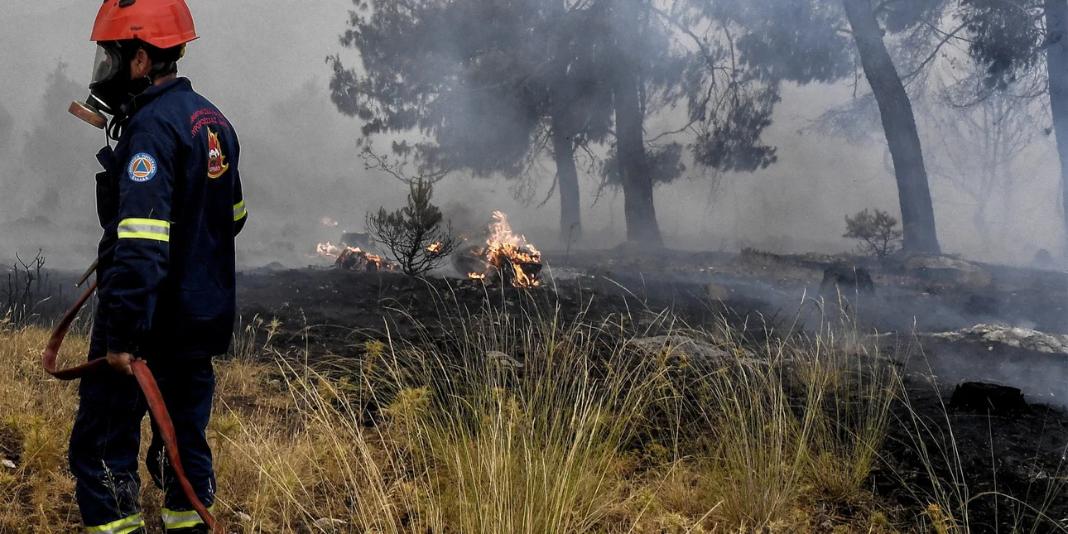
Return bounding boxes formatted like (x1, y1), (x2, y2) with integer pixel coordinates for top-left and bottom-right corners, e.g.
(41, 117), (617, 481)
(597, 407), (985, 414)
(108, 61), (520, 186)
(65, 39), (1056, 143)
(109, 78), (192, 141)
(131, 77), (192, 110)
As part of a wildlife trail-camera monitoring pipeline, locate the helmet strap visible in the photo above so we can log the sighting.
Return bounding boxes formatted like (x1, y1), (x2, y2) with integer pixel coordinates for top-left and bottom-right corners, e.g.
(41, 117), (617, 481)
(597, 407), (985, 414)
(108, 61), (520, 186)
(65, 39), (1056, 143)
(102, 75), (152, 140)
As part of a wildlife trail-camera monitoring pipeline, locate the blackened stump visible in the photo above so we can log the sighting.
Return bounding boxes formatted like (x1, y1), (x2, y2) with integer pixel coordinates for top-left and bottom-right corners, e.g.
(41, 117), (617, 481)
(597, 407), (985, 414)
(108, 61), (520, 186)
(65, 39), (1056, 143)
(820, 263), (875, 295)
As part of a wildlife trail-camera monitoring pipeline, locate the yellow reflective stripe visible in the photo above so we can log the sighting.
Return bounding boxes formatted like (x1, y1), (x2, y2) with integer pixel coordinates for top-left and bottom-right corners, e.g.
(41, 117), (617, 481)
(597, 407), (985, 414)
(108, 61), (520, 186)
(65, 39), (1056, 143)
(233, 200), (247, 222)
(161, 506), (213, 530)
(119, 218), (170, 228)
(117, 218), (170, 242)
(85, 513), (144, 534)
(117, 231), (170, 242)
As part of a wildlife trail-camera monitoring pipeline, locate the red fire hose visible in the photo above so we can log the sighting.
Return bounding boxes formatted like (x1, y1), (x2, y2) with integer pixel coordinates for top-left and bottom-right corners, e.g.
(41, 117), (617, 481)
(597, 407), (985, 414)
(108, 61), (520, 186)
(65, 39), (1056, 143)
(41, 282), (220, 533)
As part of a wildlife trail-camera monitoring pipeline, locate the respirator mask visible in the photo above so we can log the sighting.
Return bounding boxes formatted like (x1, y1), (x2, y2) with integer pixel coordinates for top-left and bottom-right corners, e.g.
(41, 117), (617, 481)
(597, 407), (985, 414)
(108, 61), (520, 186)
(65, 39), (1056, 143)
(69, 43), (151, 137)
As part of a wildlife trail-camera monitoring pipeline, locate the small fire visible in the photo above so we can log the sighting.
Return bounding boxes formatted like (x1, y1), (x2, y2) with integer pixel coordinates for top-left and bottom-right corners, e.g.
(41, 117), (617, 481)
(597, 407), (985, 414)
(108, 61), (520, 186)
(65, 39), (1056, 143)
(427, 241), (444, 254)
(317, 241), (395, 272)
(467, 211), (542, 288)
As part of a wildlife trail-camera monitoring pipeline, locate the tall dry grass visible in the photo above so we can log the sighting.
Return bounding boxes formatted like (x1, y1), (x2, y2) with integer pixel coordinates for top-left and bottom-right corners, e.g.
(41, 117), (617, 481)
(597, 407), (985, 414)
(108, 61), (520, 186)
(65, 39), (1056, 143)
(5, 293), (1060, 533)
(372, 308), (668, 534)
(0, 301), (904, 533)
(0, 319), (83, 531)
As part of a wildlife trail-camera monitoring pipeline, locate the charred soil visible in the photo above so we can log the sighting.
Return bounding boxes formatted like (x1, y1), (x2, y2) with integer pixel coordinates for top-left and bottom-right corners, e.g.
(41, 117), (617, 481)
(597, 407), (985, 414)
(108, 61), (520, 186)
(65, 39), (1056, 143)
(234, 248), (1068, 531)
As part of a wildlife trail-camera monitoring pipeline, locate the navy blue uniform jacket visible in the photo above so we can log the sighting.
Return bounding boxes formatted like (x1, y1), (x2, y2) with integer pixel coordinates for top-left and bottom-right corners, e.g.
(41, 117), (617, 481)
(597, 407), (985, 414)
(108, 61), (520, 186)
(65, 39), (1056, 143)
(95, 78), (246, 359)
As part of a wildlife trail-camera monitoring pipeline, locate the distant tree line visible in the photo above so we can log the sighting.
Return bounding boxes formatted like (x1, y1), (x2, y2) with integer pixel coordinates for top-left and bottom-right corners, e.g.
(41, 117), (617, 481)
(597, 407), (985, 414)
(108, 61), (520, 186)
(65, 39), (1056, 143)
(330, 0), (1068, 255)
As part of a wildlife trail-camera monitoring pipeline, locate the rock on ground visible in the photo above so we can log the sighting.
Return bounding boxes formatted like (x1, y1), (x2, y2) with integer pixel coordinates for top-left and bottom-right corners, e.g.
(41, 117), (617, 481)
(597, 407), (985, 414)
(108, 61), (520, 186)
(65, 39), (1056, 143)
(933, 324), (1068, 355)
(629, 335), (730, 366)
(904, 255), (993, 288)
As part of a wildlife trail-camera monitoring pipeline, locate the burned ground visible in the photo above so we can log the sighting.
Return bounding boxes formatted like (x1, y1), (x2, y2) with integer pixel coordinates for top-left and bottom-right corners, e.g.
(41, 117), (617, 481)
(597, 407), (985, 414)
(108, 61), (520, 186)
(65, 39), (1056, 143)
(237, 267), (732, 361)
(877, 386), (1068, 532)
(234, 248), (1068, 530)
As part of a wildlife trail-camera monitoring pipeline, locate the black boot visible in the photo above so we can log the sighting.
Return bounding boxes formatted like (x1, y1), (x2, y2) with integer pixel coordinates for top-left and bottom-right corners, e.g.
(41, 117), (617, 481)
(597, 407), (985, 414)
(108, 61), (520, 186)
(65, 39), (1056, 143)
(166, 526), (210, 533)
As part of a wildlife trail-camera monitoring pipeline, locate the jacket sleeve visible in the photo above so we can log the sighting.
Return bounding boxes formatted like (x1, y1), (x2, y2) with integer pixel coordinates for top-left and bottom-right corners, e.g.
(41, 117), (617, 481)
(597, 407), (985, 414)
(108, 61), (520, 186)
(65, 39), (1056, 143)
(103, 130), (176, 355)
(232, 163), (248, 236)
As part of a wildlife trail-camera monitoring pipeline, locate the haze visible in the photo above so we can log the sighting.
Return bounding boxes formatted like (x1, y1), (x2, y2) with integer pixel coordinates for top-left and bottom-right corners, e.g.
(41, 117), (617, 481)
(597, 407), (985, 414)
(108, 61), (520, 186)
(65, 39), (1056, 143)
(0, 0), (1061, 269)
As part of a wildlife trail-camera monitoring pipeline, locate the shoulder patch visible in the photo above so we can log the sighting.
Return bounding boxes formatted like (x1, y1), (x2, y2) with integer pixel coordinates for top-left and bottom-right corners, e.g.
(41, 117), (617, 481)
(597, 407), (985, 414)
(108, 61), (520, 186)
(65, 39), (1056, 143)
(206, 128), (230, 179)
(127, 153), (158, 183)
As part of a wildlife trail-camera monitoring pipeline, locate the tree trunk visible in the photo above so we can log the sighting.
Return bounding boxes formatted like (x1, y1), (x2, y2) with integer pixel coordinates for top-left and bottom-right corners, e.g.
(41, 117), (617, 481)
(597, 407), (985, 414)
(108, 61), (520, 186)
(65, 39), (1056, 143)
(842, 0), (941, 254)
(550, 116), (582, 243)
(1045, 0), (1068, 253)
(611, 0), (662, 245)
(547, 8), (583, 245)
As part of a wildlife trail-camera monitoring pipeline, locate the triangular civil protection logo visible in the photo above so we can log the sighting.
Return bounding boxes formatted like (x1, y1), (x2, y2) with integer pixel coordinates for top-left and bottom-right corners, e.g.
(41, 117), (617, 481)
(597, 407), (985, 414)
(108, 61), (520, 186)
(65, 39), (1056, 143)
(127, 153), (158, 183)
(133, 159), (151, 176)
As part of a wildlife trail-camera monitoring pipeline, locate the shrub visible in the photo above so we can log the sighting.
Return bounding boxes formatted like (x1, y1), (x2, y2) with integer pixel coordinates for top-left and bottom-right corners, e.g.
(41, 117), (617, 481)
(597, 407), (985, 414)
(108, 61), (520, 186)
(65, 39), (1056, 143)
(366, 179), (458, 276)
(2, 251), (51, 326)
(844, 209), (902, 258)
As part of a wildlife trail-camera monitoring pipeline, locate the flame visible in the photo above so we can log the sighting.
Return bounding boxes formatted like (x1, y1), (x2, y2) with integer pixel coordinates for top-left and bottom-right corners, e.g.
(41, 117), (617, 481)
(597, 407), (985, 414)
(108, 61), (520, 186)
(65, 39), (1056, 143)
(467, 211), (542, 288)
(317, 241), (395, 272)
(427, 241), (444, 254)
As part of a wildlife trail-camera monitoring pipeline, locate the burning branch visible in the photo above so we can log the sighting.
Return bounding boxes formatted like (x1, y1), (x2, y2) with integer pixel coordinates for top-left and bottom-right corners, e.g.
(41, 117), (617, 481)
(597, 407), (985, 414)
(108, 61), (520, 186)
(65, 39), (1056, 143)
(317, 242), (396, 272)
(466, 211), (543, 288)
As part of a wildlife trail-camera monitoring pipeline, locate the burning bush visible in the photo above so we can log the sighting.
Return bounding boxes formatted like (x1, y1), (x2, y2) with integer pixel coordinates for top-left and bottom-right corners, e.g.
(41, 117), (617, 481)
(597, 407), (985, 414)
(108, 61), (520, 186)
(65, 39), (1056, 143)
(465, 211), (543, 288)
(366, 179), (458, 276)
(844, 208), (902, 258)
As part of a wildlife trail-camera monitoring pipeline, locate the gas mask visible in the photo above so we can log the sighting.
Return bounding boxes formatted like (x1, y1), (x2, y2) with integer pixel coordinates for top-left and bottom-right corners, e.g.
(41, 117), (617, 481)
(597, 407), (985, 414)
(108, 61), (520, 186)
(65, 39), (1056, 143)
(69, 43), (151, 137)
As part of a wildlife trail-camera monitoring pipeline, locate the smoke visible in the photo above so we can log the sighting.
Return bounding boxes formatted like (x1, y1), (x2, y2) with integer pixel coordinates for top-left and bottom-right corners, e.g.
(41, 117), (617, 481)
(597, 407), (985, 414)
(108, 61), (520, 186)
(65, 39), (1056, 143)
(0, 0), (1063, 270)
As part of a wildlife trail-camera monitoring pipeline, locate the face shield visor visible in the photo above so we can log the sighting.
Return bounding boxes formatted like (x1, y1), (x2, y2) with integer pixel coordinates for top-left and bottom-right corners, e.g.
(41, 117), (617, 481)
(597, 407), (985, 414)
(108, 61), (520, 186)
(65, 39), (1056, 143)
(69, 44), (132, 130)
(90, 45), (123, 86)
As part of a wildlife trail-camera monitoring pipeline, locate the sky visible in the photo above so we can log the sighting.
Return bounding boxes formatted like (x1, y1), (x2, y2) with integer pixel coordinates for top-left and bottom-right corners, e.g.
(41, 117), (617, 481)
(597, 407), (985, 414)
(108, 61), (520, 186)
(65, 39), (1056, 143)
(0, 0), (1063, 269)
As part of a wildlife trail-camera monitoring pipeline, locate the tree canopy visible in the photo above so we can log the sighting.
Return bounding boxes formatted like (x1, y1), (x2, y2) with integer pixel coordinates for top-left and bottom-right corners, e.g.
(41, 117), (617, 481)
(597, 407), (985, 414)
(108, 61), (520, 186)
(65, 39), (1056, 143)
(331, 0), (781, 243)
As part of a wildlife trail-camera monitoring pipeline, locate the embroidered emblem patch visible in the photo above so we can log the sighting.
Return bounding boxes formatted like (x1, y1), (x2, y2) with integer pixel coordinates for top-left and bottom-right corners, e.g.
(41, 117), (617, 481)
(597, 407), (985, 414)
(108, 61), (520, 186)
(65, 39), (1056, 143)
(207, 127), (229, 179)
(127, 153), (158, 183)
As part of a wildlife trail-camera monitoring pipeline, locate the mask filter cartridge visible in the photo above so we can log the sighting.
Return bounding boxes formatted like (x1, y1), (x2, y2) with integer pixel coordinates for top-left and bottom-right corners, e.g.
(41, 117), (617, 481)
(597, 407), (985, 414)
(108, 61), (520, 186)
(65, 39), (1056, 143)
(69, 99), (108, 129)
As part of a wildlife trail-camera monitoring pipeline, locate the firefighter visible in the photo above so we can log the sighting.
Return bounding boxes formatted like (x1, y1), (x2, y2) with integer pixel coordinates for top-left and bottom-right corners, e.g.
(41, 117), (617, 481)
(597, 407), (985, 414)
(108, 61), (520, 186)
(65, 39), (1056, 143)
(67, 1), (246, 532)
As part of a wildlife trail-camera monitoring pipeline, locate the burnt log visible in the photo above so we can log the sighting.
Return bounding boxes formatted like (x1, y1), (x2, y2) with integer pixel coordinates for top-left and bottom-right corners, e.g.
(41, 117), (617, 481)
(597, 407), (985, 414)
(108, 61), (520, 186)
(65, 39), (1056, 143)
(950, 382), (1028, 414)
(498, 258), (542, 288)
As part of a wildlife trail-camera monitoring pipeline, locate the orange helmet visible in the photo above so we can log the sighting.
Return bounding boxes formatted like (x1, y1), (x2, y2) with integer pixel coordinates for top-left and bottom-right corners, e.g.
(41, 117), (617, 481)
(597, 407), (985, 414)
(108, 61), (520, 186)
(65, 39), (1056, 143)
(90, 0), (198, 49)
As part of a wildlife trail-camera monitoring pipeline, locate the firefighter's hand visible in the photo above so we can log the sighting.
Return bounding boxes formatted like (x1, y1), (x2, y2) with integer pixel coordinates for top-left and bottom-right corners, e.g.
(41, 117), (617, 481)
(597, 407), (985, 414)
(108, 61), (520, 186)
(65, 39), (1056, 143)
(106, 352), (135, 376)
